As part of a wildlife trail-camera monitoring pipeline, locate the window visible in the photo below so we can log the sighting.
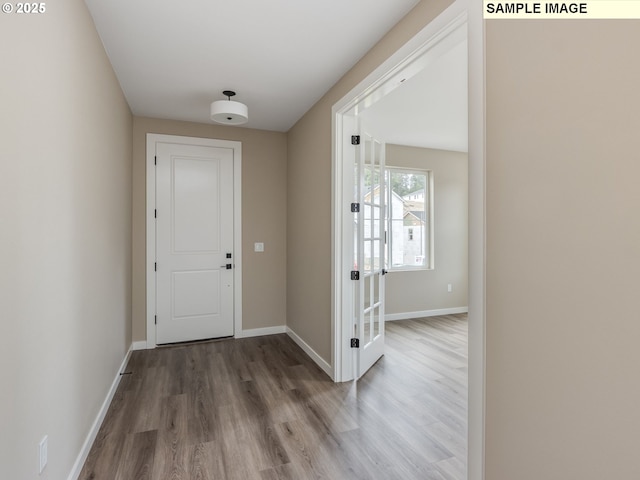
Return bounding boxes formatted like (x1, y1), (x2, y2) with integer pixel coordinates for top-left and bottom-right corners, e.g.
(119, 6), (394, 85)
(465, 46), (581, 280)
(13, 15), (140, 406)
(386, 168), (432, 270)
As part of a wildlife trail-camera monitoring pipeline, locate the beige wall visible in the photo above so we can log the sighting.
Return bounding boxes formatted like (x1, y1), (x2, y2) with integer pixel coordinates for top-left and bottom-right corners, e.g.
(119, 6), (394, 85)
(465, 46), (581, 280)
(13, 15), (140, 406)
(132, 117), (287, 341)
(287, 0), (454, 363)
(385, 145), (468, 316)
(485, 20), (640, 479)
(0, 0), (132, 478)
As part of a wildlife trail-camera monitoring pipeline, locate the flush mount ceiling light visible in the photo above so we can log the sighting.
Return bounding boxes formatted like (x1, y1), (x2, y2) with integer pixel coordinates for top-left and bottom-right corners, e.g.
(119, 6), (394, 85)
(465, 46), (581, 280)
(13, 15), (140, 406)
(210, 90), (248, 125)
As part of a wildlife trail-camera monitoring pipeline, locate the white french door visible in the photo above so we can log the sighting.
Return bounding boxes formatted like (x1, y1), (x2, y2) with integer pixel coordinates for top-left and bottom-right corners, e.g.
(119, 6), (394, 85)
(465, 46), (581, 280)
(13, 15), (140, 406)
(155, 142), (234, 344)
(353, 130), (386, 378)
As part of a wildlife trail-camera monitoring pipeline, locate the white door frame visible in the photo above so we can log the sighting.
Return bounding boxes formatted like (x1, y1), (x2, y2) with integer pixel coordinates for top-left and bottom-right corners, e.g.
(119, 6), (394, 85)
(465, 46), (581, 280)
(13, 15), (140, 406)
(331, 1), (485, 478)
(146, 134), (243, 348)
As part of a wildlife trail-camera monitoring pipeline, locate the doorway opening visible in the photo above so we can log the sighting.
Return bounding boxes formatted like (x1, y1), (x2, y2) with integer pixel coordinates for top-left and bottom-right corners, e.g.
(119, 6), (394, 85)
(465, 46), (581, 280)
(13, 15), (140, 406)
(332, 0), (468, 382)
(331, 1), (484, 479)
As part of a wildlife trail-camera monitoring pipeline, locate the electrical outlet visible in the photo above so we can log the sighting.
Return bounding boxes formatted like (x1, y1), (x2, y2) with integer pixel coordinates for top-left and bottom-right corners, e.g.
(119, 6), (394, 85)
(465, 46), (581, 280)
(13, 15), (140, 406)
(447, 283), (452, 293)
(39, 435), (48, 474)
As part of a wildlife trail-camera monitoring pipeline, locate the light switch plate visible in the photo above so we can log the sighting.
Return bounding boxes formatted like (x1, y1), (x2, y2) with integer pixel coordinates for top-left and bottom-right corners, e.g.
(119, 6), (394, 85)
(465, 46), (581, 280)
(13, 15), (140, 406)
(254, 242), (264, 252)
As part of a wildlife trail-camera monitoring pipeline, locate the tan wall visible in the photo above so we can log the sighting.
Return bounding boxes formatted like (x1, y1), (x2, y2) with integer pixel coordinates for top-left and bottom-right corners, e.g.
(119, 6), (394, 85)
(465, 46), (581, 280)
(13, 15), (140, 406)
(0, 1), (132, 478)
(486, 20), (640, 479)
(287, 0), (454, 363)
(132, 117), (287, 341)
(385, 145), (468, 316)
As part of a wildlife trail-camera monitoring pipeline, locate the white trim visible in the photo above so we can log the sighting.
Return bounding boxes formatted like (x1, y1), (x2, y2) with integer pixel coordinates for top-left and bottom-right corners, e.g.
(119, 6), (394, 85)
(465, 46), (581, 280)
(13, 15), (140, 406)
(385, 307), (469, 322)
(286, 327), (333, 379)
(331, 0), (485, 478)
(67, 346), (132, 480)
(331, 113), (357, 383)
(232, 142), (243, 338)
(131, 341), (148, 351)
(146, 134), (243, 348)
(236, 325), (286, 338)
(467, 0), (486, 477)
(331, 4), (468, 117)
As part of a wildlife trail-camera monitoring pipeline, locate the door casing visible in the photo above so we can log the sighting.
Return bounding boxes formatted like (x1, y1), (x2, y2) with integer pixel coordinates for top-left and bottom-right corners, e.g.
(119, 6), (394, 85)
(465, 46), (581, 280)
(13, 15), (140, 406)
(146, 134), (243, 348)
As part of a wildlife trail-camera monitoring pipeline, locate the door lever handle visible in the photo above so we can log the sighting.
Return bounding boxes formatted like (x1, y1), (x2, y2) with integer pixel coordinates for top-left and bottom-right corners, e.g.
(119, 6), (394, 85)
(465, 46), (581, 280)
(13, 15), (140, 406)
(220, 264), (233, 270)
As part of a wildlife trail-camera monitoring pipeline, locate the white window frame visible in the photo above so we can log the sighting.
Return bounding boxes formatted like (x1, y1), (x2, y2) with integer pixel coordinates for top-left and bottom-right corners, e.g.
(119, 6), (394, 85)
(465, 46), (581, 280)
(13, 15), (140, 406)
(386, 167), (434, 272)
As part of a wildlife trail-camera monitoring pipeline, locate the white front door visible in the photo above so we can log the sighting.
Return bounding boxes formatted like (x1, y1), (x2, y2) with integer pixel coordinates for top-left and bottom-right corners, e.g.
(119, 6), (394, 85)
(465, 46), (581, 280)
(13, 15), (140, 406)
(354, 130), (386, 378)
(155, 142), (234, 344)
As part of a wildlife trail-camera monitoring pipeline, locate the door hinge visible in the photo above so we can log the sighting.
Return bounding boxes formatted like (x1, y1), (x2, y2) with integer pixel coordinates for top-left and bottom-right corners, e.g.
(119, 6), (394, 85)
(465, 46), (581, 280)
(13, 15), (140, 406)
(154, 315), (157, 325)
(350, 202), (360, 213)
(351, 135), (360, 145)
(350, 338), (360, 348)
(154, 209), (157, 218)
(350, 270), (360, 280)
(154, 262), (157, 271)
(154, 156), (157, 165)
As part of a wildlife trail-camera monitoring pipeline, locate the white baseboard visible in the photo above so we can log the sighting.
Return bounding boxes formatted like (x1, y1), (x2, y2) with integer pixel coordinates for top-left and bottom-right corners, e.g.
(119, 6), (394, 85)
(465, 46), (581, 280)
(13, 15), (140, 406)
(131, 340), (148, 351)
(236, 325), (286, 339)
(385, 306), (468, 322)
(67, 345), (132, 480)
(286, 327), (333, 379)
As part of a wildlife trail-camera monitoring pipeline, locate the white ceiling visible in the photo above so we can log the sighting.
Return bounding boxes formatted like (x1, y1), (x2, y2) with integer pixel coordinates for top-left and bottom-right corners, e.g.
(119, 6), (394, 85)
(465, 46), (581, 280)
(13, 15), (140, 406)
(358, 38), (468, 152)
(83, 0), (421, 132)
(85, 0), (467, 152)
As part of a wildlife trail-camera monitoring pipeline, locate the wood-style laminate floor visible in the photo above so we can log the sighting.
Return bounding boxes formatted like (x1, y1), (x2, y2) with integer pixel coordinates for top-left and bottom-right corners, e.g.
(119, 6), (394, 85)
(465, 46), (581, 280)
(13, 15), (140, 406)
(80, 314), (467, 480)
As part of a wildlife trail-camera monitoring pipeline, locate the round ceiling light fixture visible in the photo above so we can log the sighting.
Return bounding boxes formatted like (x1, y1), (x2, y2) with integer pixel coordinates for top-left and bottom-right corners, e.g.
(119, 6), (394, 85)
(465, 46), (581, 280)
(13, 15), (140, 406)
(210, 90), (248, 125)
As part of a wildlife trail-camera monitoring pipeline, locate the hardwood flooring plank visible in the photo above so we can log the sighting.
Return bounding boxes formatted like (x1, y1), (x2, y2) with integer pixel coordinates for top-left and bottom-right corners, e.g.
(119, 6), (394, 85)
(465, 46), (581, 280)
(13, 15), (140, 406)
(188, 441), (226, 480)
(128, 366), (167, 434)
(288, 365), (359, 435)
(203, 351), (234, 407)
(435, 456), (467, 480)
(114, 430), (157, 480)
(247, 360), (301, 424)
(152, 394), (190, 479)
(343, 396), (454, 469)
(187, 369), (218, 445)
(425, 421), (466, 462)
(259, 463), (301, 480)
(275, 419), (338, 480)
(217, 402), (260, 480)
(236, 379), (291, 469)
